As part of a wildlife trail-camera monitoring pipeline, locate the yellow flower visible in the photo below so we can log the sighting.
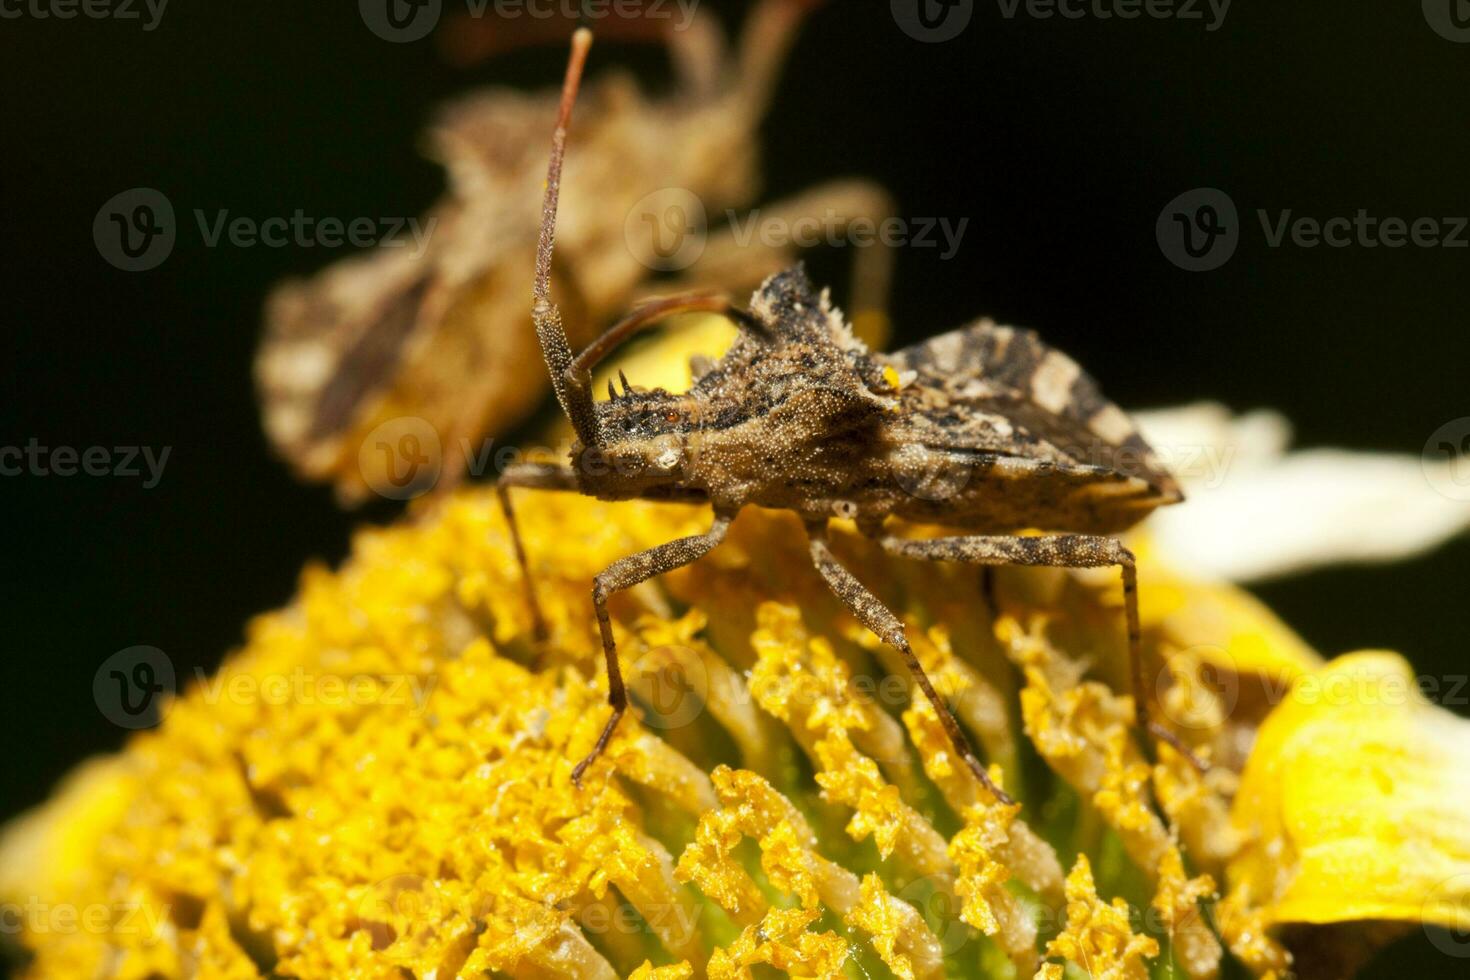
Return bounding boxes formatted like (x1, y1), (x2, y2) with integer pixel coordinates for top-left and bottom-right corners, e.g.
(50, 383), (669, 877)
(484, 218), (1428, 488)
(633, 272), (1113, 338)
(3, 398), (1468, 976)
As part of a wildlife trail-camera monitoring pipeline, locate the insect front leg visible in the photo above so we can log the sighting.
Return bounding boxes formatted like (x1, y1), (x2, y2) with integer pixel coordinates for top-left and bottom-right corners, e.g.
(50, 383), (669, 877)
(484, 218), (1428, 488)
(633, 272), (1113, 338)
(805, 520), (1015, 805)
(572, 512), (735, 787)
(496, 462), (581, 649)
(874, 531), (1207, 775)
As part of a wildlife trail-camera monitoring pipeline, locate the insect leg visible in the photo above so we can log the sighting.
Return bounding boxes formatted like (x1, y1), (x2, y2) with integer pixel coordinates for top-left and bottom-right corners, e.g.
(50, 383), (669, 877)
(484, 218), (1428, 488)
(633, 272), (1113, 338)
(979, 567), (999, 619)
(876, 532), (1207, 774)
(736, 0), (830, 119)
(805, 521), (1015, 805)
(572, 512), (735, 787)
(495, 462), (581, 647)
(567, 291), (734, 385)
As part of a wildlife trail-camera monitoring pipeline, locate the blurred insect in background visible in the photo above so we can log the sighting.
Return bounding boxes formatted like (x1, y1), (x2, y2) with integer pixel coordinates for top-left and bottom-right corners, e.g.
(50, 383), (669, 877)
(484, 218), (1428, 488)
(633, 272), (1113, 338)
(504, 29), (1205, 804)
(256, 0), (894, 504)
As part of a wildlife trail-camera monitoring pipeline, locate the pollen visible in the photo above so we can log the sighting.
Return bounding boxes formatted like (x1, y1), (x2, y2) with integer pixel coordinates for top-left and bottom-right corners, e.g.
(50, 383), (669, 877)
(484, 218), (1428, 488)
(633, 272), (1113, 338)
(2, 489), (1467, 978)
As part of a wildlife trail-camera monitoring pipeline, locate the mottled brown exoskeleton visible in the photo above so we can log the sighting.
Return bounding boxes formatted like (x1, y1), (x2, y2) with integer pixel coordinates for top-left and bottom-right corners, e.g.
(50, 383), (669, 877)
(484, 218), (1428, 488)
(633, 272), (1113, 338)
(256, 0), (893, 505)
(506, 29), (1198, 801)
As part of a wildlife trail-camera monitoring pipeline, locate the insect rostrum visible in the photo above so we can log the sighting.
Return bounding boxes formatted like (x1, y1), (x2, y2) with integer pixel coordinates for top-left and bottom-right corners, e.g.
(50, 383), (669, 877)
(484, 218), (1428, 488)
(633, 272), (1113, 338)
(504, 28), (1193, 806)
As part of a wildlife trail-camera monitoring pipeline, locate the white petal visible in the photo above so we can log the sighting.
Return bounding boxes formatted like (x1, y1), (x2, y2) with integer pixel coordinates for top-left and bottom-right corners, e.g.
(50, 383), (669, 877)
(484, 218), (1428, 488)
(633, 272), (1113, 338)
(1134, 403), (1470, 582)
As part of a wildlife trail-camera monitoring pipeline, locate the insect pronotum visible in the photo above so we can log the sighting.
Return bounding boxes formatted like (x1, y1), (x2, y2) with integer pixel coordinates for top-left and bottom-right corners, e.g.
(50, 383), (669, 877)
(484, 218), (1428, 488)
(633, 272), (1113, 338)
(500, 27), (1202, 804)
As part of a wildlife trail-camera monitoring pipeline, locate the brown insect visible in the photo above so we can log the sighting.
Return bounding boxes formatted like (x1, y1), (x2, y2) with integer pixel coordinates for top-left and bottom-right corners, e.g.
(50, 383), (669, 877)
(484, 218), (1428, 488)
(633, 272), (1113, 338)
(504, 30), (1203, 801)
(255, 0), (893, 505)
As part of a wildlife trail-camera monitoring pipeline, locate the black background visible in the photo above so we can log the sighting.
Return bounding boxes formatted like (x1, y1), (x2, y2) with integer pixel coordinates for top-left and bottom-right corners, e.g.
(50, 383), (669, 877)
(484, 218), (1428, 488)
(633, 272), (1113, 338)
(3, 1), (1468, 975)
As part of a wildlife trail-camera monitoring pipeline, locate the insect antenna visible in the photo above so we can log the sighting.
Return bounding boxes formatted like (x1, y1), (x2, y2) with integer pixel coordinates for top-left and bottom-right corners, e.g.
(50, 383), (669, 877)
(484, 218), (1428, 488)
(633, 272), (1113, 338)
(532, 26), (601, 448)
(735, 0), (827, 119)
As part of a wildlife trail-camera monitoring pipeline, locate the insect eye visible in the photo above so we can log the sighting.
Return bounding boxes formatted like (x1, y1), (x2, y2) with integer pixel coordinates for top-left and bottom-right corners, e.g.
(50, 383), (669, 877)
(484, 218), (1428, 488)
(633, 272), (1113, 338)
(664, 411), (679, 423)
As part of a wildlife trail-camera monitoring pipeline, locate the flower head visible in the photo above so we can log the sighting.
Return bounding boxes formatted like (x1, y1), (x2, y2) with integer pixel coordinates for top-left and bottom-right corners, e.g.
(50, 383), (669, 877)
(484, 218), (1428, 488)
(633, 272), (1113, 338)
(3, 403), (1469, 977)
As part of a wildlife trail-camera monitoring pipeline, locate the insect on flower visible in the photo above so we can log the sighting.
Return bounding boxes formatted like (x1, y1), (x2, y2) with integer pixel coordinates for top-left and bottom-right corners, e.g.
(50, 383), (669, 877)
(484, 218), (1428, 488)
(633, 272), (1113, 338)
(255, 0), (893, 505)
(505, 28), (1205, 802)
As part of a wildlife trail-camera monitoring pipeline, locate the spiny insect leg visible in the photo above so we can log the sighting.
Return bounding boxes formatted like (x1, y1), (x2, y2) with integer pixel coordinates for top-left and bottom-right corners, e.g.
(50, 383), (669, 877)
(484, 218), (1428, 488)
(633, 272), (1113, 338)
(571, 513), (734, 787)
(496, 463), (581, 650)
(805, 521), (1015, 806)
(876, 532), (1209, 776)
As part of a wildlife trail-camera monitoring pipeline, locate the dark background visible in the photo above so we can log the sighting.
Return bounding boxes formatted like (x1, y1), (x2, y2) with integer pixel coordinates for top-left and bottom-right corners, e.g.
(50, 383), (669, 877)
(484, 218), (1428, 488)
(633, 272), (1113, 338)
(3, 1), (1467, 975)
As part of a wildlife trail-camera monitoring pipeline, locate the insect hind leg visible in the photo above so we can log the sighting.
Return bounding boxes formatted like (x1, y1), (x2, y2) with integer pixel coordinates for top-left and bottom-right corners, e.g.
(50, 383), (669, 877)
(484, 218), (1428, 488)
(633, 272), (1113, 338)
(805, 521), (1015, 805)
(572, 513), (734, 787)
(875, 530), (1208, 778)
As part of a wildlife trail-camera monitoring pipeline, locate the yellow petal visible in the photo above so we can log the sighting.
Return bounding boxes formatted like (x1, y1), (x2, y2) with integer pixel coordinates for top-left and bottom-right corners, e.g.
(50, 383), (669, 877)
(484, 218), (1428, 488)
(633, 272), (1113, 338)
(1229, 651), (1470, 929)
